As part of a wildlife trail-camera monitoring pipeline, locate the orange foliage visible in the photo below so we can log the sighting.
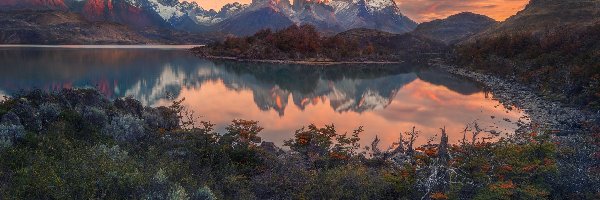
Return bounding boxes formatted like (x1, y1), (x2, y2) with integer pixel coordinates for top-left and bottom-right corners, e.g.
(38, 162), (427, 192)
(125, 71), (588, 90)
(522, 164), (538, 172)
(543, 158), (554, 166)
(500, 165), (513, 172)
(328, 152), (349, 160)
(529, 132), (538, 137)
(481, 164), (491, 173)
(425, 148), (438, 157)
(498, 180), (516, 189)
(401, 170), (411, 178)
(430, 192), (449, 200)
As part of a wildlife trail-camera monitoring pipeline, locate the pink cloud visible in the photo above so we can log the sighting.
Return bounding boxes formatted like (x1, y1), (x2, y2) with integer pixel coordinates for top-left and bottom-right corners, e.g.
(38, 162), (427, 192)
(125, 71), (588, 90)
(396, 0), (529, 22)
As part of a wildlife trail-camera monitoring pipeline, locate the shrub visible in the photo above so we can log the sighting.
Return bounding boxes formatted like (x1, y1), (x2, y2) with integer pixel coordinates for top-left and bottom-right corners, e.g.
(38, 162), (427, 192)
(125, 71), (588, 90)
(0, 124), (25, 149)
(103, 114), (146, 143)
(38, 103), (61, 125)
(192, 186), (217, 200)
(168, 184), (189, 200)
(143, 107), (179, 131)
(284, 124), (363, 167)
(0, 112), (25, 149)
(81, 106), (108, 130)
(93, 144), (129, 162)
(11, 102), (41, 131)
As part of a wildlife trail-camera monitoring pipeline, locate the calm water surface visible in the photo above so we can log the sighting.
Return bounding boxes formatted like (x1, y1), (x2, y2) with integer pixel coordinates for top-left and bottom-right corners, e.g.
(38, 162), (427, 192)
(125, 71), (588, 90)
(0, 46), (529, 148)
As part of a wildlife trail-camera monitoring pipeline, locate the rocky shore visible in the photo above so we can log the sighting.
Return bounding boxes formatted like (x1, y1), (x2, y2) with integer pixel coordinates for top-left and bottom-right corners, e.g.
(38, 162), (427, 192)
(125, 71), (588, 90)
(433, 62), (600, 194)
(432, 61), (598, 135)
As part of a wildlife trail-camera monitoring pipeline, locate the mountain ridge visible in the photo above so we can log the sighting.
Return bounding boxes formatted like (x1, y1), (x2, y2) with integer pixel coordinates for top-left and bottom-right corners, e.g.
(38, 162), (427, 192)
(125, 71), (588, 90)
(0, 10), (218, 44)
(412, 12), (497, 44)
(0, 0), (418, 36)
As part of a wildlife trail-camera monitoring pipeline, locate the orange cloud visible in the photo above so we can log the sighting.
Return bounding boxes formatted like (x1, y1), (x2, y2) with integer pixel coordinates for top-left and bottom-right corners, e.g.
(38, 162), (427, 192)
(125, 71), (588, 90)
(396, 0), (529, 22)
(186, 0), (529, 22)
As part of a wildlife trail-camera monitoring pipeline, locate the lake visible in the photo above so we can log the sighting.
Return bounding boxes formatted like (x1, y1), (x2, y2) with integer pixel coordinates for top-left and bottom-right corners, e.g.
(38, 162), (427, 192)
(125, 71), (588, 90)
(0, 46), (528, 148)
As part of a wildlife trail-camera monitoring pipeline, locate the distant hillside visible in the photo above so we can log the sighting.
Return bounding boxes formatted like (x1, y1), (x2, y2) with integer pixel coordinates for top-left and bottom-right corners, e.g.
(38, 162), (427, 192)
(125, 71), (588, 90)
(334, 28), (447, 56)
(0, 0), (68, 11)
(0, 10), (217, 44)
(457, 0), (600, 110)
(79, 0), (170, 29)
(412, 12), (497, 44)
(474, 0), (600, 38)
(0, 10), (153, 44)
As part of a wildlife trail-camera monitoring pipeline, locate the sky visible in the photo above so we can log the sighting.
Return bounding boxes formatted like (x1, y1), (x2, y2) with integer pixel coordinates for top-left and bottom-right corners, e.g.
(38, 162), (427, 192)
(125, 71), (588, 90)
(187, 0), (530, 22)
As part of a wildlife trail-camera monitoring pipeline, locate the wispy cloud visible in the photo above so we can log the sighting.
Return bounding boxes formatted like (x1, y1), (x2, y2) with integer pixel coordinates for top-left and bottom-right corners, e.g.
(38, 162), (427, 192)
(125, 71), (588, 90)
(396, 0), (529, 22)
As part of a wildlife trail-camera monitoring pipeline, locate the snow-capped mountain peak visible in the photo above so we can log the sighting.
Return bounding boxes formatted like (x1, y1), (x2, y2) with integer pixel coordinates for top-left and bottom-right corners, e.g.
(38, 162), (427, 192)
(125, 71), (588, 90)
(364, 0), (396, 12)
(1, 0), (416, 35)
(146, 0), (186, 21)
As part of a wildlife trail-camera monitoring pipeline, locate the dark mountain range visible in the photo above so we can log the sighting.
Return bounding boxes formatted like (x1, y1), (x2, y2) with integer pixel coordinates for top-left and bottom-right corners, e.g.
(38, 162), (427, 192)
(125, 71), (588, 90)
(317, 0), (417, 34)
(0, 0), (68, 10)
(213, 6), (295, 36)
(0, 10), (153, 44)
(0, 10), (216, 44)
(79, 0), (170, 29)
(412, 12), (497, 44)
(295, 2), (343, 34)
(0, 0), (418, 37)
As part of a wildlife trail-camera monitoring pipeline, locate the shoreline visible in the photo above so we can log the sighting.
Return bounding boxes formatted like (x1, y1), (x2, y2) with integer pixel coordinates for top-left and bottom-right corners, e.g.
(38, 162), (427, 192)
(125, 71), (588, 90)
(190, 54), (403, 66)
(431, 61), (597, 135)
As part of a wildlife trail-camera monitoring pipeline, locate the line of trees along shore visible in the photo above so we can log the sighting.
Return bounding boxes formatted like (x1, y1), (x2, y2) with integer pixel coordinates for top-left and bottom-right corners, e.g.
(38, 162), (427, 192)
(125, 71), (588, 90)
(193, 24), (446, 63)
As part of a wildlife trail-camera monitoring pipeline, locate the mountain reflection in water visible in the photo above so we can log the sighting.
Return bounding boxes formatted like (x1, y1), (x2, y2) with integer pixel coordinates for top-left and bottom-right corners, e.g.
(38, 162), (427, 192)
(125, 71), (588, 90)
(0, 47), (527, 148)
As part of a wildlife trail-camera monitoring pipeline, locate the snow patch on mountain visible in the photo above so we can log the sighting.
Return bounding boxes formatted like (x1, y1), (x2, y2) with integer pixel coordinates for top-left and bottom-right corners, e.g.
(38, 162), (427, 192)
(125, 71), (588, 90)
(358, 89), (389, 111)
(364, 0), (395, 12)
(145, 0), (186, 21)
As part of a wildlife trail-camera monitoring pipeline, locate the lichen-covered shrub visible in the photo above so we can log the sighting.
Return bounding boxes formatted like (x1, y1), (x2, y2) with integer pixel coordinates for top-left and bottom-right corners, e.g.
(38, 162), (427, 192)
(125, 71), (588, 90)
(81, 106), (108, 130)
(193, 186), (217, 200)
(0, 112), (25, 149)
(143, 107), (179, 131)
(143, 169), (193, 200)
(103, 114), (146, 143)
(59, 89), (109, 109)
(38, 103), (61, 125)
(168, 184), (189, 200)
(305, 165), (390, 199)
(0, 124), (25, 149)
(94, 144), (129, 162)
(11, 102), (41, 131)
(115, 97), (144, 117)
